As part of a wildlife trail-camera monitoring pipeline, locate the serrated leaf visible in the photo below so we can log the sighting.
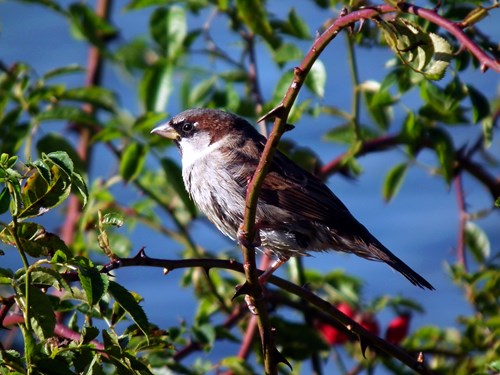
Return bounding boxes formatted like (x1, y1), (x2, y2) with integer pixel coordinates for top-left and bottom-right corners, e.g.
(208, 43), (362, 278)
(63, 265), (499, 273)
(305, 60), (326, 98)
(44, 151), (74, 177)
(383, 163), (408, 202)
(140, 61), (173, 112)
(423, 32), (452, 80)
(102, 213), (124, 227)
(465, 221), (490, 263)
(108, 281), (149, 338)
(24, 268), (71, 291)
(120, 143), (148, 183)
(78, 265), (109, 306)
(0, 222), (70, 258)
(379, 18), (451, 80)
(18, 164), (72, 220)
(37, 134), (84, 174)
(71, 170), (88, 208)
(20, 285), (56, 340)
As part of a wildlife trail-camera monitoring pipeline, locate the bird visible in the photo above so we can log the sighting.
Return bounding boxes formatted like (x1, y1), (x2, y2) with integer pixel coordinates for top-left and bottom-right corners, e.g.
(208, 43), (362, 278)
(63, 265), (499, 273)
(151, 108), (434, 290)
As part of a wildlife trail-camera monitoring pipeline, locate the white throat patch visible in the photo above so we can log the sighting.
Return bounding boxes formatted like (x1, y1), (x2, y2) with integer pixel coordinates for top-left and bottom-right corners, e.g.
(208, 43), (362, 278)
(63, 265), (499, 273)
(179, 133), (227, 170)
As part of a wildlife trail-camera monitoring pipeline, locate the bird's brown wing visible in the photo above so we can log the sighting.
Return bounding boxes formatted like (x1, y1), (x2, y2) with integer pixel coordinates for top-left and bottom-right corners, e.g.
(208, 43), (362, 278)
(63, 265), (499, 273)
(259, 148), (362, 233)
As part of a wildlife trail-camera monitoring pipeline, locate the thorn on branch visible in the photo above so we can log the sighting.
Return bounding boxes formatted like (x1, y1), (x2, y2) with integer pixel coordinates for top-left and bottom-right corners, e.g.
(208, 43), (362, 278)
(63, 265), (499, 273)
(257, 104), (285, 123)
(274, 347), (293, 370)
(134, 247), (149, 259)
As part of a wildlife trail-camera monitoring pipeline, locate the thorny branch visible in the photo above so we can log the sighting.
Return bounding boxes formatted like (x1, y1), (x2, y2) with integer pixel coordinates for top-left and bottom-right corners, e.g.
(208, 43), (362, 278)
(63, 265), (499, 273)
(239, 2), (498, 373)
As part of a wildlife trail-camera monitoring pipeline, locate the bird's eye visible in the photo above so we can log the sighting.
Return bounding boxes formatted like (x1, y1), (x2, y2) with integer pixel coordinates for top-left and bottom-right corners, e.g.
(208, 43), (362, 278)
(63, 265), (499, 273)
(181, 122), (194, 134)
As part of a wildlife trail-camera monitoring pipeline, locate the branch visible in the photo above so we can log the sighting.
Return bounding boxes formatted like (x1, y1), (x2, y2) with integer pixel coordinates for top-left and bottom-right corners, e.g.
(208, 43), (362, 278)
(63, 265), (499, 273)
(397, 2), (500, 73)
(319, 133), (500, 201)
(60, 0), (111, 245)
(77, 250), (435, 374)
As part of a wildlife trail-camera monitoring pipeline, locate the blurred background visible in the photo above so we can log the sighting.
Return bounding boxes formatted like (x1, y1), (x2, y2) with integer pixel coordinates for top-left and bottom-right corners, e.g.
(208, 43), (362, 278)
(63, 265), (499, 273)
(1, 0), (499, 373)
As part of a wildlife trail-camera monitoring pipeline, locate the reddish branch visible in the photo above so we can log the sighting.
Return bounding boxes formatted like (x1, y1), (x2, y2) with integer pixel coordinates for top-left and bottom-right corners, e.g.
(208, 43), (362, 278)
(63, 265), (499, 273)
(60, 0), (111, 245)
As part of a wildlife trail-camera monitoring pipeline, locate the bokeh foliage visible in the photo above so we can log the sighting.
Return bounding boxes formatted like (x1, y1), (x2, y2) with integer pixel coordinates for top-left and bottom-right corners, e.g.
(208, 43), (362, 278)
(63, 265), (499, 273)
(0, 0), (499, 374)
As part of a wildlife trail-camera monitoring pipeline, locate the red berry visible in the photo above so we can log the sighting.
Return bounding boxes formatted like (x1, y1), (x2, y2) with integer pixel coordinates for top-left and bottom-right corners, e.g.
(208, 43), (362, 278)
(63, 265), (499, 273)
(385, 313), (411, 345)
(358, 312), (380, 336)
(336, 302), (355, 319)
(314, 303), (356, 345)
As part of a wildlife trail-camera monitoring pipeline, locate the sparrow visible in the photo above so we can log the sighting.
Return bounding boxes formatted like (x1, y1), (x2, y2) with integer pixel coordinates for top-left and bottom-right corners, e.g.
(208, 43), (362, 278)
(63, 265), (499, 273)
(151, 108), (434, 290)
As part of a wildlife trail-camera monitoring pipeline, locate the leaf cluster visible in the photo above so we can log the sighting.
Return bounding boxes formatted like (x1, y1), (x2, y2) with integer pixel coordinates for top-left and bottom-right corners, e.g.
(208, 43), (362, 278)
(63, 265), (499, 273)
(0, 0), (499, 374)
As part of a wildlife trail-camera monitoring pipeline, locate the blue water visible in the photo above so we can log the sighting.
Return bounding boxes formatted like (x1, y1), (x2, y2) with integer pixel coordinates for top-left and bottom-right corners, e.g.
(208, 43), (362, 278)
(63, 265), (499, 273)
(1, 1), (499, 373)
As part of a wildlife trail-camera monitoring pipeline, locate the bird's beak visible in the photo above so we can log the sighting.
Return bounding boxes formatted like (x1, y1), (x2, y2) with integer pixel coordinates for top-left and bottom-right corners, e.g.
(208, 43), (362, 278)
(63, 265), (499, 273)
(151, 122), (180, 141)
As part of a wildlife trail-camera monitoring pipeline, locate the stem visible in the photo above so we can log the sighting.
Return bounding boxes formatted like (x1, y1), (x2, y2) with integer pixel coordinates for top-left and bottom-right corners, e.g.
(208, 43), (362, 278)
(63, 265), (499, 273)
(92, 253), (434, 374)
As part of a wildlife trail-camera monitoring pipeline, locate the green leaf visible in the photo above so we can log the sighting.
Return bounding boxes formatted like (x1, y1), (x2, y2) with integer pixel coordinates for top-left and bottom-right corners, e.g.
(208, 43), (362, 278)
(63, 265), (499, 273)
(21, 284), (56, 340)
(467, 84), (490, 123)
(383, 163), (408, 202)
(71, 171), (89, 208)
(0, 222), (71, 258)
(119, 143), (148, 183)
(192, 323), (216, 347)
(188, 76), (217, 108)
(102, 213), (124, 227)
(236, 0), (281, 49)
(362, 81), (395, 130)
(36, 106), (99, 127)
(305, 60), (326, 98)
(36, 134), (85, 174)
(18, 164), (72, 220)
(287, 8), (310, 39)
(271, 43), (303, 65)
(140, 61), (173, 112)
(0, 267), (13, 285)
(428, 127), (455, 183)
(44, 151), (74, 177)
(108, 281), (149, 338)
(378, 18), (452, 80)
(24, 267), (71, 291)
(465, 222), (490, 263)
(150, 6), (187, 60)
(42, 64), (85, 80)
(78, 264), (109, 306)
(61, 87), (117, 112)
(0, 187), (10, 215)
(68, 3), (117, 48)
(423, 32), (453, 80)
